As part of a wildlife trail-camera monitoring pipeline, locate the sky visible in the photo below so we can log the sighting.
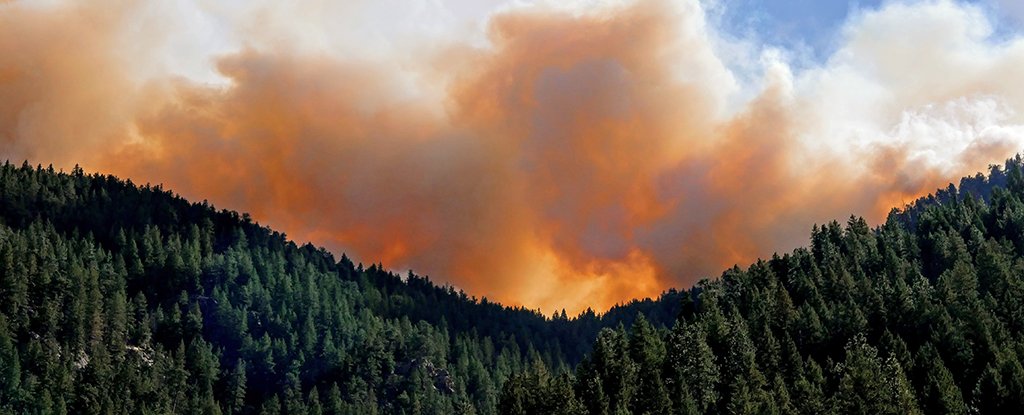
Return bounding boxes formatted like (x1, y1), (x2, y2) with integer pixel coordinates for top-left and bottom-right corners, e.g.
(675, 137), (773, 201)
(3, 0), (1024, 314)
(715, 0), (1021, 58)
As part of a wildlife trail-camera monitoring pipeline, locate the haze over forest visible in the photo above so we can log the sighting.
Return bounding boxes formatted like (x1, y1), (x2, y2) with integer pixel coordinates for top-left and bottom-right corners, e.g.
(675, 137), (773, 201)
(5, 0), (1024, 313)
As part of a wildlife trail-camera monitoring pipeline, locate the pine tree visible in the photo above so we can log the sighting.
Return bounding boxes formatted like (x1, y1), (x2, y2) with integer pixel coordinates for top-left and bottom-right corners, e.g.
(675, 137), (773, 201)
(664, 319), (718, 413)
(627, 314), (670, 415)
(834, 334), (920, 415)
(916, 343), (967, 415)
(225, 359), (248, 415)
(325, 383), (344, 415)
(0, 314), (21, 411)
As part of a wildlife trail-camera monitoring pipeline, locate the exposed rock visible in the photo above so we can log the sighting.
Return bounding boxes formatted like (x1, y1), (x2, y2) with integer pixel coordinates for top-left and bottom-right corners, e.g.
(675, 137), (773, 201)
(126, 344), (154, 366)
(73, 350), (89, 370)
(395, 358), (455, 394)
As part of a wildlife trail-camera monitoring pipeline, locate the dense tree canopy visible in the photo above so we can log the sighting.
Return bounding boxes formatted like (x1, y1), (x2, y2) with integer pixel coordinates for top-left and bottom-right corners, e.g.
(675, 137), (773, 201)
(3, 155), (1024, 413)
(0, 161), (667, 414)
(500, 157), (1024, 414)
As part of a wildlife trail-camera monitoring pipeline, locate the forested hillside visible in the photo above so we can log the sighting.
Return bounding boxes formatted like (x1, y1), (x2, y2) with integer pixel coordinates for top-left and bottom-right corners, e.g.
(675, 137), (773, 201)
(0, 161), (677, 414)
(4, 156), (1024, 414)
(499, 157), (1024, 414)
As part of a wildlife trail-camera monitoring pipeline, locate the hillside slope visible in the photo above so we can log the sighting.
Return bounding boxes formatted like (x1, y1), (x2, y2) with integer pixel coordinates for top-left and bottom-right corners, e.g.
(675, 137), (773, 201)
(499, 157), (1024, 414)
(0, 161), (660, 414)
(3, 156), (1024, 414)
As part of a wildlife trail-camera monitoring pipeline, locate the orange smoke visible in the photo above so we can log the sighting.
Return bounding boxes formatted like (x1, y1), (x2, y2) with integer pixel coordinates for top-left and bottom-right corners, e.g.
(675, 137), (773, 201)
(2, 0), (1023, 313)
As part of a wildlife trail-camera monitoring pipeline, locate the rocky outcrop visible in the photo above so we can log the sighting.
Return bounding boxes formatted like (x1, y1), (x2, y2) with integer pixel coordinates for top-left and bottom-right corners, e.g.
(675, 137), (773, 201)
(394, 358), (455, 394)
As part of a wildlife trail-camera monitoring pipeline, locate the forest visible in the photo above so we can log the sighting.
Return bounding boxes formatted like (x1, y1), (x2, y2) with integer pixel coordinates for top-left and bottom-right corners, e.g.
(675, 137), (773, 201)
(2, 156), (1024, 414)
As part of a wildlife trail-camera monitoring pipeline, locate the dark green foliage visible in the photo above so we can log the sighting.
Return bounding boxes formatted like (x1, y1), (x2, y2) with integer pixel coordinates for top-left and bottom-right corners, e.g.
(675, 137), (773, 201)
(0, 161), (671, 414)
(496, 155), (1024, 414)
(626, 315), (670, 415)
(6, 154), (1024, 413)
(498, 361), (583, 415)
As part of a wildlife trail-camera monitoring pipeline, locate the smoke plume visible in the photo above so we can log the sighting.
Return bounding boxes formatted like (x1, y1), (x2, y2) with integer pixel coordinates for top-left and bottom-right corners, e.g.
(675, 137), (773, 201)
(3, 0), (1024, 313)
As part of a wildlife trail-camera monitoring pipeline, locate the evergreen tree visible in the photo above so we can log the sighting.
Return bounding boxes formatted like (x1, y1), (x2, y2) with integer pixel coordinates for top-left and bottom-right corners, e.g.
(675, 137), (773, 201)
(5, 156), (1024, 414)
(627, 314), (670, 415)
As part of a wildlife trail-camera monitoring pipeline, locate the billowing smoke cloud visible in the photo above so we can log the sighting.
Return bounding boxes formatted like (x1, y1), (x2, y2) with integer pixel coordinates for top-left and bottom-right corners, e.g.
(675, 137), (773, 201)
(3, 0), (1024, 313)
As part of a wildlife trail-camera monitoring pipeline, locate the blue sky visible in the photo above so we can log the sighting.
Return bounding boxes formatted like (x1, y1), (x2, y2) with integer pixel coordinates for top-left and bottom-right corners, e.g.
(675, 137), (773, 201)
(715, 0), (1021, 59)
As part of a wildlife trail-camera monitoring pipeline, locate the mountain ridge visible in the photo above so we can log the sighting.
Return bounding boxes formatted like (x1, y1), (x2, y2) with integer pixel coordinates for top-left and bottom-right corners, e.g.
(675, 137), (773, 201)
(2, 156), (1024, 413)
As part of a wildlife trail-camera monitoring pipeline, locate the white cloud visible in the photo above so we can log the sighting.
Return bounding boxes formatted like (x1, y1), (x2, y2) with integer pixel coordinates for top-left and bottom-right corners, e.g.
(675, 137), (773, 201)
(789, 0), (1024, 176)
